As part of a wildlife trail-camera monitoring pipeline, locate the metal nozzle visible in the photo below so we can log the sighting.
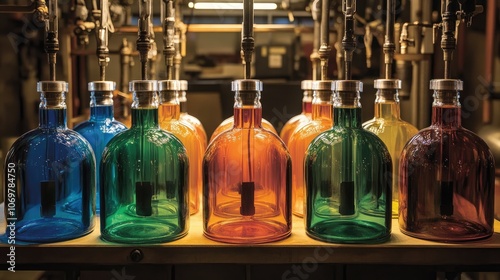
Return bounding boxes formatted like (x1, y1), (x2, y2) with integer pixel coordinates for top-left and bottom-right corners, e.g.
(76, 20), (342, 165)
(342, 0), (356, 80)
(137, 0), (152, 80)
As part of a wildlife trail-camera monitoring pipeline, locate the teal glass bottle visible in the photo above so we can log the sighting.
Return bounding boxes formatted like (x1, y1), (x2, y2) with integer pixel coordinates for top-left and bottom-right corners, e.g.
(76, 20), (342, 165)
(100, 80), (189, 244)
(74, 81), (127, 213)
(305, 80), (392, 244)
(4, 81), (95, 243)
(399, 79), (495, 242)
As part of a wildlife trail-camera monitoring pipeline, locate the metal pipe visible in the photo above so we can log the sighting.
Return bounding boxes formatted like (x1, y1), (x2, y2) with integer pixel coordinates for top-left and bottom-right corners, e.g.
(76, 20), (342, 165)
(162, 0), (175, 79)
(342, 0), (356, 80)
(310, 0), (321, 80)
(242, 0), (254, 79)
(317, 0), (330, 80)
(45, 0), (59, 81)
(137, 0), (152, 80)
(383, 0), (395, 79)
(483, 0), (496, 124)
(440, 0), (458, 79)
(97, 0), (110, 81)
(174, 0), (184, 80)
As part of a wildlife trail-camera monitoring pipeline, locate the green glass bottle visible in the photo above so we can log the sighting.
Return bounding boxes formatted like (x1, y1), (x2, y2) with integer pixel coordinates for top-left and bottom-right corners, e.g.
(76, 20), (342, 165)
(305, 80), (392, 244)
(100, 80), (189, 244)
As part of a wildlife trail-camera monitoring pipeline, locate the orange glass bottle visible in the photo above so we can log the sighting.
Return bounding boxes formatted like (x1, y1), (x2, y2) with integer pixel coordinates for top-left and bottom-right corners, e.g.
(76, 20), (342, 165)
(203, 79), (291, 244)
(158, 80), (204, 215)
(179, 80), (208, 151)
(280, 80), (313, 146)
(288, 80), (335, 217)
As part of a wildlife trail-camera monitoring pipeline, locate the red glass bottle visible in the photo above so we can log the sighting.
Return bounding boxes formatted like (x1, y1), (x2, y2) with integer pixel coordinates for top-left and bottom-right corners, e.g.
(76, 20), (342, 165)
(399, 79), (495, 242)
(203, 79), (291, 244)
(288, 80), (334, 217)
(279, 80), (313, 146)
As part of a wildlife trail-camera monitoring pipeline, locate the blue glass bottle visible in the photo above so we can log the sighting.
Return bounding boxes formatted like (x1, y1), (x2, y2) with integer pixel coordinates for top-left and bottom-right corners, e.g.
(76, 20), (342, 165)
(4, 81), (96, 243)
(100, 80), (189, 244)
(305, 80), (392, 244)
(74, 81), (127, 213)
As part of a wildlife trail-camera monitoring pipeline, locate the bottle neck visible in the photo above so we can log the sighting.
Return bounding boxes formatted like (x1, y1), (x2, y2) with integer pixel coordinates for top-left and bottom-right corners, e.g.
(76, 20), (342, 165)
(374, 89), (401, 119)
(179, 90), (188, 113)
(334, 90), (362, 128)
(39, 91), (67, 129)
(233, 90), (262, 128)
(302, 90), (313, 114)
(159, 90), (181, 121)
(311, 90), (333, 120)
(131, 90), (159, 128)
(90, 90), (114, 120)
(431, 90), (461, 128)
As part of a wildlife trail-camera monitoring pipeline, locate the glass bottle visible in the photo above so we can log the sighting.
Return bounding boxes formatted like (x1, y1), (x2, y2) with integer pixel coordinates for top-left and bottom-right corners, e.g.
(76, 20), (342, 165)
(362, 79), (418, 218)
(279, 80), (313, 146)
(158, 80), (204, 215)
(399, 79), (495, 242)
(203, 79), (291, 244)
(209, 113), (277, 144)
(74, 81), (128, 213)
(288, 80), (334, 217)
(178, 80), (208, 151)
(305, 80), (392, 244)
(100, 80), (189, 244)
(4, 81), (95, 243)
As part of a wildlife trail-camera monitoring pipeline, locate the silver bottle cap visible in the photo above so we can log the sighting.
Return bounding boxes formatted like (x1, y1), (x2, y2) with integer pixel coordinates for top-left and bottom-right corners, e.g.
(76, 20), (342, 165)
(37, 81), (68, 92)
(231, 79), (263, 91)
(374, 79), (401, 90)
(335, 80), (363, 92)
(129, 80), (157, 92)
(301, 80), (313, 90)
(430, 79), (463, 91)
(88, 81), (116, 91)
(158, 80), (181, 91)
(312, 80), (336, 91)
(179, 80), (188, 91)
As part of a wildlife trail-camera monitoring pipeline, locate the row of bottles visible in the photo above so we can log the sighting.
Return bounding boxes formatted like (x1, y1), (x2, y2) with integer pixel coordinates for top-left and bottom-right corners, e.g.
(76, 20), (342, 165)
(3, 77), (494, 244)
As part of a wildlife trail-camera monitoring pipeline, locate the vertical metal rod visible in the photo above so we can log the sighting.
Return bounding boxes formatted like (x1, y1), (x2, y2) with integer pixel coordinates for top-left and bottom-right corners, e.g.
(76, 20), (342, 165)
(98, 0), (110, 81)
(440, 0), (458, 79)
(137, 0), (152, 80)
(383, 0), (395, 79)
(483, 0), (496, 124)
(311, 0), (321, 80)
(242, 0), (254, 79)
(45, 0), (59, 81)
(342, 0), (356, 80)
(162, 0), (175, 80)
(318, 0), (330, 80)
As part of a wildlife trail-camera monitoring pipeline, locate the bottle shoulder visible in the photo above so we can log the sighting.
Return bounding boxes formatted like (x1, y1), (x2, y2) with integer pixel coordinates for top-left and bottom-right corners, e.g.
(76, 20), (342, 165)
(74, 120), (127, 135)
(105, 127), (186, 152)
(288, 119), (333, 145)
(6, 128), (94, 160)
(404, 126), (494, 158)
(206, 128), (288, 155)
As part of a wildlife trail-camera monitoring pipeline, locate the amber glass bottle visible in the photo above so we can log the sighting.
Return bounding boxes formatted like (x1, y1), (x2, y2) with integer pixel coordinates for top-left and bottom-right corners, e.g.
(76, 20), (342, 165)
(279, 80), (313, 146)
(288, 80), (334, 217)
(158, 80), (204, 215)
(203, 79), (291, 244)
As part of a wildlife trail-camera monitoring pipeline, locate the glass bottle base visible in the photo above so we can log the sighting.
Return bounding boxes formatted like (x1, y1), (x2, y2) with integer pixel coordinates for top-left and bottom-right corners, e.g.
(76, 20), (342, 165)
(205, 218), (290, 244)
(190, 202), (199, 215)
(307, 220), (390, 244)
(15, 218), (93, 243)
(215, 201), (279, 218)
(125, 201), (179, 218)
(401, 218), (492, 242)
(101, 220), (187, 244)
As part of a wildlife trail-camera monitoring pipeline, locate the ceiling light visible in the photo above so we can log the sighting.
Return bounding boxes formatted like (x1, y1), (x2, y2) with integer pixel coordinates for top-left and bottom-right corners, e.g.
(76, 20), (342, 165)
(188, 2), (278, 10)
